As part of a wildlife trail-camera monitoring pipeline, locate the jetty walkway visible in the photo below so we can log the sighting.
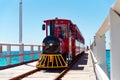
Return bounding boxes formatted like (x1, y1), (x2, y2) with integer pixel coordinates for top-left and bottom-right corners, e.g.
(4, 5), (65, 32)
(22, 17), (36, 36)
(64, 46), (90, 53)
(0, 51), (96, 80)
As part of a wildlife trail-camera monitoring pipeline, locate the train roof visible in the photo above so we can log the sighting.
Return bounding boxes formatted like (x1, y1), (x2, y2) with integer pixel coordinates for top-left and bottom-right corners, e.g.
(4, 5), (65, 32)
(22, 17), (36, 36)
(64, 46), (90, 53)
(44, 17), (73, 24)
(73, 24), (84, 44)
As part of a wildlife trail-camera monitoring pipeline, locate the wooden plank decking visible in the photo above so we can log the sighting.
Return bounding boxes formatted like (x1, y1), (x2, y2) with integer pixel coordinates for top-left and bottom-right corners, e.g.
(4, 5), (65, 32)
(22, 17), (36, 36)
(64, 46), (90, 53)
(0, 62), (37, 80)
(62, 51), (96, 80)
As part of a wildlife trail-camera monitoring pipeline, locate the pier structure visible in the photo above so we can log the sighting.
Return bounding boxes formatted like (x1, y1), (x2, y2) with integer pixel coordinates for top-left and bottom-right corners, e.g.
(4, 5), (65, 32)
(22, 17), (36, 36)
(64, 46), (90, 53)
(91, 0), (120, 80)
(0, 51), (97, 80)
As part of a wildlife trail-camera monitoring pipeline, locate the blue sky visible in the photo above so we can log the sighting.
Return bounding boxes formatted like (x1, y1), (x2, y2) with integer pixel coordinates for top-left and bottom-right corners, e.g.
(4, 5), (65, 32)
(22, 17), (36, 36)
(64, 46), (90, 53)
(0, 0), (114, 48)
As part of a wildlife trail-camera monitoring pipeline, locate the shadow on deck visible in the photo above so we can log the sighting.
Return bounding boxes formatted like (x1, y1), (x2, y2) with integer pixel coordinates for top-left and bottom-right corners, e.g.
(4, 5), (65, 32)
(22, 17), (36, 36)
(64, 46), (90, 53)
(70, 53), (88, 70)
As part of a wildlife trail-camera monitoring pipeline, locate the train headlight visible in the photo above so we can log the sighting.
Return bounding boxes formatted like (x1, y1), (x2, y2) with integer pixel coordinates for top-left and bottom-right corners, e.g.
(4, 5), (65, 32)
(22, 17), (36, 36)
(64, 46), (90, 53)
(49, 43), (53, 46)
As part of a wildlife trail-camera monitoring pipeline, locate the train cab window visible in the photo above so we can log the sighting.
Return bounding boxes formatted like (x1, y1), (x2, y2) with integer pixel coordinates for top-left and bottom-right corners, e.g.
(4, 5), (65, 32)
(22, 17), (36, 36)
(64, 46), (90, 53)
(58, 26), (67, 39)
(48, 25), (50, 36)
(47, 21), (55, 36)
(69, 24), (74, 38)
(62, 26), (67, 38)
(58, 26), (63, 38)
(71, 32), (74, 38)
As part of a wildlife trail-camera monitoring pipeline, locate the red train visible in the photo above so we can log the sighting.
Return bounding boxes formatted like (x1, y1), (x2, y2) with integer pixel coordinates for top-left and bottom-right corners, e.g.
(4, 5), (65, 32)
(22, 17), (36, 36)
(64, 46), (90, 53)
(36, 18), (85, 68)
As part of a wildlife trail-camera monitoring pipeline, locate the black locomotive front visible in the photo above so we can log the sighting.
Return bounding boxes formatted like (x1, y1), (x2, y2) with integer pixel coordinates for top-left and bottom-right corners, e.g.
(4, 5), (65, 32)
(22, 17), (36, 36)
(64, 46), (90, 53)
(42, 36), (61, 54)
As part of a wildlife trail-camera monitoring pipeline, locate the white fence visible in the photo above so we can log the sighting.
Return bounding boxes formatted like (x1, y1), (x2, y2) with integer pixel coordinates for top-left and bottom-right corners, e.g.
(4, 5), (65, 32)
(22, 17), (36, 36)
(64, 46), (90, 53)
(90, 50), (109, 80)
(0, 43), (42, 66)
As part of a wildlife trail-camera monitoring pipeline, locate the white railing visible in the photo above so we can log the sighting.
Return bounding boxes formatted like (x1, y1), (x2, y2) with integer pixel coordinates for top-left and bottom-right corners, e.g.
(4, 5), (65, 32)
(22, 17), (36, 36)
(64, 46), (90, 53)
(0, 43), (42, 66)
(90, 49), (109, 80)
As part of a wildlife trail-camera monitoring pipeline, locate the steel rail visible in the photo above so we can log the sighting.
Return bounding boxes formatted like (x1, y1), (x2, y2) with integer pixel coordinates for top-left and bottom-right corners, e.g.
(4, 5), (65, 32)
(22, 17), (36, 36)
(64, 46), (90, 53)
(10, 68), (40, 80)
(9, 53), (83, 80)
(54, 53), (83, 80)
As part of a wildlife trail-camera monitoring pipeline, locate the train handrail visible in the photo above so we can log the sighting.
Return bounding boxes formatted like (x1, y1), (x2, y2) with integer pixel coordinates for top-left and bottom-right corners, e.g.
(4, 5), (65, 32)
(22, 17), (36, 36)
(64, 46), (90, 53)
(90, 49), (109, 80)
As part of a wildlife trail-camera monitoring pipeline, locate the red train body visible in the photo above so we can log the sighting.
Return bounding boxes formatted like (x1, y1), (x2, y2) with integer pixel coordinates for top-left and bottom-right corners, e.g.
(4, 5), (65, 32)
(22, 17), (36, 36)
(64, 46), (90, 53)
(36, 18), (85, 68)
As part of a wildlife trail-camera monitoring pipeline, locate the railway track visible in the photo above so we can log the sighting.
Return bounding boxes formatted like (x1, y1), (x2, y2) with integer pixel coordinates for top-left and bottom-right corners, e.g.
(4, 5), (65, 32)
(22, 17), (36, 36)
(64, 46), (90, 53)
(10, 53), (83, 80)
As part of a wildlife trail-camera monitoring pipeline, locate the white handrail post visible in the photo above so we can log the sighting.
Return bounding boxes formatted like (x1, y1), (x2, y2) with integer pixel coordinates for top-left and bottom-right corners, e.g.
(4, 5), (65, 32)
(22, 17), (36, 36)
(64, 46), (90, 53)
(38, 46), (40, 52)
(30, 45), (34, 60)
(7, 44), (11, 65)
(19, 44), (24, 62)
(94, 34), (108, 75)
(0, 44), (2, 54)
(38, 46), (41, 55)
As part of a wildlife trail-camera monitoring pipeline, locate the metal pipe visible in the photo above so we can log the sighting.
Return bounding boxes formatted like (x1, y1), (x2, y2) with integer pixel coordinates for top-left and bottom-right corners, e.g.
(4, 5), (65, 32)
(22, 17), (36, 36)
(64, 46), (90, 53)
(19, 0), (22, 43)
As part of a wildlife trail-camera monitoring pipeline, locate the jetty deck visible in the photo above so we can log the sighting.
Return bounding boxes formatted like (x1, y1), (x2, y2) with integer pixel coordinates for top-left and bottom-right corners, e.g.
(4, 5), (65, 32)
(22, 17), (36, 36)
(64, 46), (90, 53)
(0, 51), (96, 80)
(0, 62), (37, 80)
(62, 51), (96, 80)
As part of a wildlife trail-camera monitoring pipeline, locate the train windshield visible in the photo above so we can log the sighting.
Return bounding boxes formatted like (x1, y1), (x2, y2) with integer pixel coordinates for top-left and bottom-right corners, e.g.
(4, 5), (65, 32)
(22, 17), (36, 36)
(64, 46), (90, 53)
(56, 24), (67, 38)
(47, 20), (55, 36)
(47, 21), (67, 38)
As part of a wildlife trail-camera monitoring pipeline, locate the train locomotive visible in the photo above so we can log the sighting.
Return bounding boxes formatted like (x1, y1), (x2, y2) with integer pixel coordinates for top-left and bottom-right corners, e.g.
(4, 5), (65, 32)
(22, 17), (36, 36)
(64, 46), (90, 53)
(36, 18), (85, 68)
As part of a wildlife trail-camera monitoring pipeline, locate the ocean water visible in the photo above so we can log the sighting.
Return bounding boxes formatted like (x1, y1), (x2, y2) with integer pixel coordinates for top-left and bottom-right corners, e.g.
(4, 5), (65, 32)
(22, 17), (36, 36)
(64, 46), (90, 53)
(106, 50), (110, 78)
(0, 51), (39, 66)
